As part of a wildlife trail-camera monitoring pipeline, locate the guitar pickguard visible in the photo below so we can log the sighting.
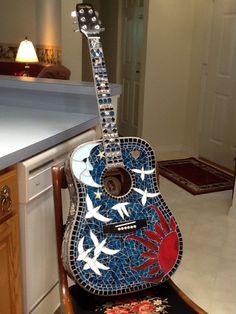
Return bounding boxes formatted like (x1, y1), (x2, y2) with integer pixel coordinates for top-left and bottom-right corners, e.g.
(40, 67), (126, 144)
(62, 137), (183, 295)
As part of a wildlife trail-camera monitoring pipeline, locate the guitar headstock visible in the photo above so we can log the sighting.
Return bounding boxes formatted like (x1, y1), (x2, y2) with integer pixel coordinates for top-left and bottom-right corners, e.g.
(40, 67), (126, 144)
(72, 3), (104, 37)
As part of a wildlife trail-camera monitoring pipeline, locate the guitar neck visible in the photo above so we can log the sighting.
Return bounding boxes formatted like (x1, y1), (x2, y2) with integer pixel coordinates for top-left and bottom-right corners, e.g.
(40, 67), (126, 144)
(88, 36), (123, 167)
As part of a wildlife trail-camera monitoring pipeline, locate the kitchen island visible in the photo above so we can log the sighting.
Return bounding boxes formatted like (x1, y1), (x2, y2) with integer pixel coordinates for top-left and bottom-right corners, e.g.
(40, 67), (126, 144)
(0, 76), (121, 170)
(0, 76), (121, 314)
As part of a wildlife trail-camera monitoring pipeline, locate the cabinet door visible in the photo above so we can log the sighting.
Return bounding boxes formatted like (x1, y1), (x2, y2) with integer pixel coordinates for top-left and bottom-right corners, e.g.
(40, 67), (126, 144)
(0, 214), (22, 314)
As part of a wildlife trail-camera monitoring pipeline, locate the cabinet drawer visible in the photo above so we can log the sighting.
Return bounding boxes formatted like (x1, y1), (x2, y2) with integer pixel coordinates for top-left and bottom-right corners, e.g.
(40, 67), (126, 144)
(0, 168), (18, 221)
(28, 165), (52, 201)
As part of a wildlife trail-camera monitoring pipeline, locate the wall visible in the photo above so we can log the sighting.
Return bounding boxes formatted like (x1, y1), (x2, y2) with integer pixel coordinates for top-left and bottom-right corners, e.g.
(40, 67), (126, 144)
(100, 0), (119, 83)
(0, 0), (61, 65)
(183, 0), (213, 155)
(141, 0), (195, 154)
(61, 0), (82, 81)
(0, 0), (36, 44)
(35, 0), (61, 46)
(0, 0), (61, 47)
(0, 0), (81, 79)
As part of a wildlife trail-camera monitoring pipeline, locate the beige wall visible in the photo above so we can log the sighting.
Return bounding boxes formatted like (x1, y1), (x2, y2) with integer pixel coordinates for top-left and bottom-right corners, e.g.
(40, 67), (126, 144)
(0, 0), (36, 44)
(0, 0), (83, 80)
(141, 0), (195, 153)
(61, 0), (82, 81)
(0, 0), (61, 47)
(100, 0), (119, 83)
(35, 0), (61, 46)
(141, 0), (212, 156)
(183, 0), (213, 155)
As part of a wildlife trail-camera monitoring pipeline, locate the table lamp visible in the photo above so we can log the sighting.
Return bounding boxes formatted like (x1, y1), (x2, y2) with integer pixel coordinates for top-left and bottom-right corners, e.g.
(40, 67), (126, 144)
(15, 37), (39, 76)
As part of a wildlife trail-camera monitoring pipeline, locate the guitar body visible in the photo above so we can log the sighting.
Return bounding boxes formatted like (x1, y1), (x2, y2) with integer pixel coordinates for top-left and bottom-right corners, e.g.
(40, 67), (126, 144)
(63, 3), (183, 296)
(62, 136), (183, 295)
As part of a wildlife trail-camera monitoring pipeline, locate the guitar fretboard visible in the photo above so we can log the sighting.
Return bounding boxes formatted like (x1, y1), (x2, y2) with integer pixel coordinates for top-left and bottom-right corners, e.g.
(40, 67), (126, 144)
(88, 37), (123, 167)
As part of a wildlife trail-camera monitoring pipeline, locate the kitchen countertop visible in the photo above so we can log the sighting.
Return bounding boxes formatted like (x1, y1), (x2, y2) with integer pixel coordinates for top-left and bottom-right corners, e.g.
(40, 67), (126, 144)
(0, 105), (98, 170)
(0, 75), (121, 95)
(0, 77), (121, 170)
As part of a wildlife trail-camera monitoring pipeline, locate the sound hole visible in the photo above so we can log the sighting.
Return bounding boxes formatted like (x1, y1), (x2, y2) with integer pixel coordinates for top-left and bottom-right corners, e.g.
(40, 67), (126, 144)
(103, 167), (132, 197)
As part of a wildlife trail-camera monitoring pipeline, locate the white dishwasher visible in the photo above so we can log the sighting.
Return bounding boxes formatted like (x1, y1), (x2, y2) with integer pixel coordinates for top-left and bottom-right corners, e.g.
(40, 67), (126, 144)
(17, 129), (97, 314)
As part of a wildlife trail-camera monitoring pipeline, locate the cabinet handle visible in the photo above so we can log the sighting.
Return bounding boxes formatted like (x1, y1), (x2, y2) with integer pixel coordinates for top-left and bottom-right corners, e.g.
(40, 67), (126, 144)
(0, 185), (12, 213)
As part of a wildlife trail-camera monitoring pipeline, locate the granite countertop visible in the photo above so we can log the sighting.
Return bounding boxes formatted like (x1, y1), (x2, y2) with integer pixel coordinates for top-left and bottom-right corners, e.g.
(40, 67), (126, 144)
(0, 77), (121, 171)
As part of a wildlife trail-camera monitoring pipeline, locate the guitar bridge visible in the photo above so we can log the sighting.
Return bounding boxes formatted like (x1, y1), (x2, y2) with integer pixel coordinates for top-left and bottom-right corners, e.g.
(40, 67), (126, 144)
(103, 219), (147, 235)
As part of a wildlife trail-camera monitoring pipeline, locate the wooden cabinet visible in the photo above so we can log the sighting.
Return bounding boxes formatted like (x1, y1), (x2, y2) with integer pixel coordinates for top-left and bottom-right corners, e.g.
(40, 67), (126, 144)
(0, 167), (22, 314)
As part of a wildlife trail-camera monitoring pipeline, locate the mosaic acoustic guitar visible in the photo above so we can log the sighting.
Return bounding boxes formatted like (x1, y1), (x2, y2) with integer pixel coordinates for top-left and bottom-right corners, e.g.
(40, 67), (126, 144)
(62, 3), (183, 296)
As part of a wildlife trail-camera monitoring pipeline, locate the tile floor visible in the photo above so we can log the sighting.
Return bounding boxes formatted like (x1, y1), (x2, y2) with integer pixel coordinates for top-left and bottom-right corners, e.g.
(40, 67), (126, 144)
(159, 169), (236, 313)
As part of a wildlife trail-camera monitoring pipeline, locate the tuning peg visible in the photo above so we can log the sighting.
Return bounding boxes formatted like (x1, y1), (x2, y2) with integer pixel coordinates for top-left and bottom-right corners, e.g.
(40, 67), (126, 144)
(94, 11), (99, 17)
(74, 28), (80, 33)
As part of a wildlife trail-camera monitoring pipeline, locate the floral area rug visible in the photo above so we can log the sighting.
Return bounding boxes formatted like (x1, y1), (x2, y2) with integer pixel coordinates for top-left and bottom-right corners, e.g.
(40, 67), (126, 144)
(158, 157), (234, 195)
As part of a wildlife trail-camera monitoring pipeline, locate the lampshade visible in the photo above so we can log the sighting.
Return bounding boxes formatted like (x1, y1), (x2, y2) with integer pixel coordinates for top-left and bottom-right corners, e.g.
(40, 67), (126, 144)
(15, 37), (39, 63)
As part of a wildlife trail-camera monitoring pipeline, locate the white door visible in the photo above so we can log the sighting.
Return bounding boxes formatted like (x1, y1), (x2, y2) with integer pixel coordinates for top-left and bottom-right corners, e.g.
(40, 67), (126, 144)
(199, 0), (236, 171)
(118, 0), (144, 136)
